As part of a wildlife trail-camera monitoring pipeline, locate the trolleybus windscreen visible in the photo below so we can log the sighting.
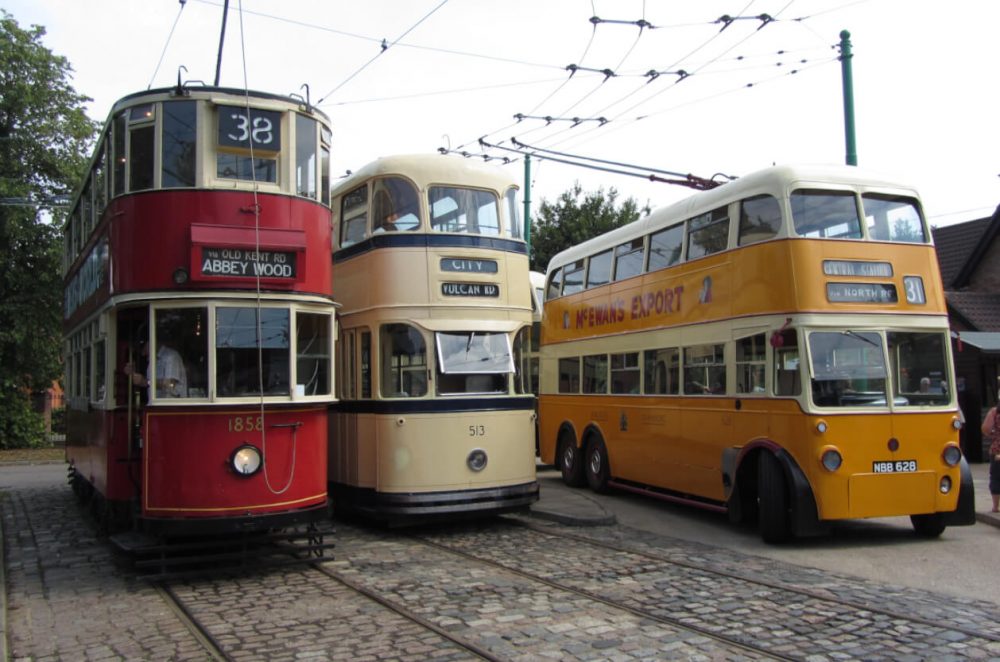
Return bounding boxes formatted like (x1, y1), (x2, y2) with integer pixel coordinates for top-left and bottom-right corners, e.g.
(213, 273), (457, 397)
(436, 332), (513, 374)
(808, 331), (888, 407)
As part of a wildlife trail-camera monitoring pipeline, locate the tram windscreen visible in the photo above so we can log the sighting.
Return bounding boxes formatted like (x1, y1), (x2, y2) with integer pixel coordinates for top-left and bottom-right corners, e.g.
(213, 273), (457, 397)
(436, 331), (512, 395)
(216, 307), (290, 396)
(808, 331), (888, 406)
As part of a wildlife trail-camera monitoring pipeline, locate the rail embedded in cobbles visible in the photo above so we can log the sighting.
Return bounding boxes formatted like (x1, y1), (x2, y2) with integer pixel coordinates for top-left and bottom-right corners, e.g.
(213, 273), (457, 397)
(5, 477), (1000, 661)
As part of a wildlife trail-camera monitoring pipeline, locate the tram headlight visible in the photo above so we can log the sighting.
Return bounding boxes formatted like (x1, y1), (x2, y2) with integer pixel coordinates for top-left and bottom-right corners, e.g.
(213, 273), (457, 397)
(230, 444), (263, 477)
(819, 447), (842, 472)
(467, 448), (488, 472)
(942, 444), (962, 467)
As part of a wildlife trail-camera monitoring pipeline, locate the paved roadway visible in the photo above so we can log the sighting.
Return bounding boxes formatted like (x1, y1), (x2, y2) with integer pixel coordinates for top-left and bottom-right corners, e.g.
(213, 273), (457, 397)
(533, 461), (1000, 607)
(1, 460), (998, 660)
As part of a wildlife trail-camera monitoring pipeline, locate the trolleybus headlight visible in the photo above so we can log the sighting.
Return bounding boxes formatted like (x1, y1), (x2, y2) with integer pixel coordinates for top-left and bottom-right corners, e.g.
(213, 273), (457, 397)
(816, 420), (828, 434)
(230, 444), (263, 477)
(942, 444), (962, 467)
(467, 448), (488, 472)
(820, 447), (842, 472)
(940, 476), (953, 494)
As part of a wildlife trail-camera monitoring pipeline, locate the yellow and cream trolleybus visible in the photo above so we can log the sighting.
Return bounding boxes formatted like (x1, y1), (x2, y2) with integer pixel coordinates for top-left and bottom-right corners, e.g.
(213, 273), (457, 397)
(539, 164), (976, 542)
(330, 154), (538, 520)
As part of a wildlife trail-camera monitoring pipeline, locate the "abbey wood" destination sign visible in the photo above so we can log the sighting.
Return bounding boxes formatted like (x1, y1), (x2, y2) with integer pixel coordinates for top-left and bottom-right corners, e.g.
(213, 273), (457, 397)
(200, 247), (297, 279)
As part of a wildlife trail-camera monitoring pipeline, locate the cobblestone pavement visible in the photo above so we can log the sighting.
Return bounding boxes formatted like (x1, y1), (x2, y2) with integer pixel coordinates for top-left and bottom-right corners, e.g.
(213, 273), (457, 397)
(4, 472), (1000, 661)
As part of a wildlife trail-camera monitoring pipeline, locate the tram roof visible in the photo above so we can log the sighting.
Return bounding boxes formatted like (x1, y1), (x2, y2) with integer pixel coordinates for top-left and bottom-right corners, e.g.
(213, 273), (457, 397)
(546, 163), (922, 273)
(332, 153), (520, 195)
(106, 85), (332, 124)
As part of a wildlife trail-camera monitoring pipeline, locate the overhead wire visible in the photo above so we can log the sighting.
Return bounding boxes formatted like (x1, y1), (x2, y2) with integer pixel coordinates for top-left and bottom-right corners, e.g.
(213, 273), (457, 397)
(147, 0), (188, 89)
(315, 0), (452, 104)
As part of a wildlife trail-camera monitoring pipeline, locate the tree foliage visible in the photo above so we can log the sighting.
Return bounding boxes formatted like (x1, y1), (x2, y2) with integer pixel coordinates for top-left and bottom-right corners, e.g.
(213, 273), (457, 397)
(0, 11), (97, 447)
(529, 182), (648, 273)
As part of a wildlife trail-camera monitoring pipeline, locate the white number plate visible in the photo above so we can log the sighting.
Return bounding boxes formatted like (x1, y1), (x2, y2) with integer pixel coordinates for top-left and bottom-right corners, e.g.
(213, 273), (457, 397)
(872, 460), (917, 473)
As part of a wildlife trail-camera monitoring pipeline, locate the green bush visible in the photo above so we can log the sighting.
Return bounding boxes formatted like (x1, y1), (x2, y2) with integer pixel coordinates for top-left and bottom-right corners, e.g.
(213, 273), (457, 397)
(50, 406), (66, 435)
(0, 391), (46, 449)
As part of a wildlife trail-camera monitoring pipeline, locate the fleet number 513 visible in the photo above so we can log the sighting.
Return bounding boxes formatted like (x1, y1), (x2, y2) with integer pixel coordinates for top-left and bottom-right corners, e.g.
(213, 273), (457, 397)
(469, 424), (486, 437)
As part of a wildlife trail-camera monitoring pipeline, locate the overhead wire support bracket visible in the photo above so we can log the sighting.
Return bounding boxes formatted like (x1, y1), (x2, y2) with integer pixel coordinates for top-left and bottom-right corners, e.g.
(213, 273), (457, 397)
(716, 13), (775, 32)
(644, 69), (690, 84)
(590, 16), (654, 30)
(513, 113), (608, 126)
(565, 64), (616, 81)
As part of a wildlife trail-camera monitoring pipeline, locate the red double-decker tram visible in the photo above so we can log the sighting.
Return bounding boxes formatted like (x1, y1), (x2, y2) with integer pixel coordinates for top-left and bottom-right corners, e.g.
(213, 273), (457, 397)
(63, 85), (337, 560)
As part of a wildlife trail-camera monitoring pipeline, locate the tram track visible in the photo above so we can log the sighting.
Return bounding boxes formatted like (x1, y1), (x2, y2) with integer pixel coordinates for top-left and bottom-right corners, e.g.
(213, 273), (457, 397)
(404, 519), (1000, 660)
(155, 583), (232, 662)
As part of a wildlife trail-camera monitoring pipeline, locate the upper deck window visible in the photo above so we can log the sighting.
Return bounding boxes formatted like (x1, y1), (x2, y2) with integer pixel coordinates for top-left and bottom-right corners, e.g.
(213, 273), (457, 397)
(647, 224), (683, 272)
(687, 207), (730, 260)
(863, 194), (926, 243)
(372, 177), (420, 232)
(791, 190), (862, 239)
(295, 114), (317, 199)
(614, 238), (644, 281)
(504, 188), (523, 239)
(340, 184), (368, 247)
(586, 249), (612, 288)
(429, 187), (500, 236)
(129, 104), (155, 192)
(562, 259), (585, 296)
(216, 105), (280, 183)
(738, 194), (782, 246)
(162, 100), (196, 188)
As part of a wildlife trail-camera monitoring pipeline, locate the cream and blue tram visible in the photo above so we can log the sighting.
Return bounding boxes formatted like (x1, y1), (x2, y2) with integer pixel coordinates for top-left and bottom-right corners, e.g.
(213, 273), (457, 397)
(329, 154), (538, 520)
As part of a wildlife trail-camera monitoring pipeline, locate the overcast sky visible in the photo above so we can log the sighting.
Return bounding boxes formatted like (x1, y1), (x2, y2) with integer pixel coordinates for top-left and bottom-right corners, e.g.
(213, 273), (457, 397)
(6, 0), (999, 227)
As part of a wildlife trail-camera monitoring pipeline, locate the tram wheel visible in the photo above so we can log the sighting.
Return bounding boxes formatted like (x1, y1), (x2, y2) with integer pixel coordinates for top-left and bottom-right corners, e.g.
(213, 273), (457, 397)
(585, 437), (611, 493)
(757, 451), (791, 543)
(559, 434), (586, 487)
(910, 513), (946, 538)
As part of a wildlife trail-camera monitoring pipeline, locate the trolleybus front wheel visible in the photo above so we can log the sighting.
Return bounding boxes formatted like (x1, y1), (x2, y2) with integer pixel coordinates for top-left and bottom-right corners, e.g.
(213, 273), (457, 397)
(757, 451), (791, 543)
(558, 432), (586, 487)
(910, 513), (946, 538)
(585, 436), (611, 493)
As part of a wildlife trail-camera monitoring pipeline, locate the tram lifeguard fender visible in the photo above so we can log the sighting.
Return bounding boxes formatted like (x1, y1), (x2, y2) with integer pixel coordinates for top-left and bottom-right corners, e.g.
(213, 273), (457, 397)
(942, 457), (976, 526)
(772, 449), (826, 537)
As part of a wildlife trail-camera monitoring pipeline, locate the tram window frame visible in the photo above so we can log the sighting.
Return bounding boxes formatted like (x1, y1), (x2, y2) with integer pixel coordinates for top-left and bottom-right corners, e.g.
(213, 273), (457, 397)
(735, 333), (767, 394)
(586, 249), (613, 289)
(862, 193), (927, 243)
(295, 113), (318, 199)
(380, 323), (428, 398)
(295, 311), (331, 397)
(429, 186), (501, 236)
(161, 99), (197, 189)
(686, 207), (730, 260)
(93, 140), (108, 218)
(340, 184), (369, 248)
(610, 352), (640, 394)
(214, 105), (280, 185)
(215, 306), (289, 398)
(643, 347), (679, 395)
(360, 330), (371, 398)
(559, 357), (581, 393)
(372, 177), (420, 233)
(320, 126), (332, 205)
(562, 260), (585, 296)
(647, 223), (684, 273)
(504, 187), (523, 239)
(112, 112), (126, 196)
(738, 194), (782, 246)
(513, 327), (532, 395)
(684, 343), (726, 395)
(772, 329), (801, 396)
(547, 268), (564, 300)
(790, 189), (862, 239)
(614, 238), (645, 281)
(583, 354), (609, 394)
(128, 104), (155, 192)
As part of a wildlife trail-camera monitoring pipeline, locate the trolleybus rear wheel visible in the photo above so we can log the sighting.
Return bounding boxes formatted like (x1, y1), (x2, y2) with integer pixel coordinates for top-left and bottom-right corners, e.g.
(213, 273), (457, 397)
(758, 451), (791, 543)
(559, 433), (587, 487)
(910, 513), (946, 538)
(585, 437), (611, 493)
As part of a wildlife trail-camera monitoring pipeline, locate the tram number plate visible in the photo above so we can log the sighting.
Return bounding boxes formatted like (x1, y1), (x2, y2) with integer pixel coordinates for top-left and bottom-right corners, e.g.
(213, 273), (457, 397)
(872, 460), (917, 473)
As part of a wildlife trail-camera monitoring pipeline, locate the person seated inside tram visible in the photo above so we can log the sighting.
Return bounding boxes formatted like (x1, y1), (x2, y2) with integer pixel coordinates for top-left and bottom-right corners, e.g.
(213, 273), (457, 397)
(125, 338), (188, 399)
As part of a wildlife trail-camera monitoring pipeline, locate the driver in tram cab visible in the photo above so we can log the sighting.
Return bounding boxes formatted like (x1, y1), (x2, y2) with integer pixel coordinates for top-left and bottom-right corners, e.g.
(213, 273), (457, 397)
(125, 337), (188, 399)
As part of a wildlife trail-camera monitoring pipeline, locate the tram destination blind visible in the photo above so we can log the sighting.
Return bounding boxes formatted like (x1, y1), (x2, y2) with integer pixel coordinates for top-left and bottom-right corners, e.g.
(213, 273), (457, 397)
(200, 247), (297, 279)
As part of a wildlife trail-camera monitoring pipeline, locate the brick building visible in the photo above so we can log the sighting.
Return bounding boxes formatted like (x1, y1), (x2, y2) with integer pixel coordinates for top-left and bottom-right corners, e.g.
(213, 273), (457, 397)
(932, 205), (1000, 461)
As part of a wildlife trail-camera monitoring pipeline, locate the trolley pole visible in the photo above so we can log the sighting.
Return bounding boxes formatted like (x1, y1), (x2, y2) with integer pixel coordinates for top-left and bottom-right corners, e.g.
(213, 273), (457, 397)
(839, 29), (858, 166)
(214, 0), (230, 86)
(523, 154), (532, 259)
